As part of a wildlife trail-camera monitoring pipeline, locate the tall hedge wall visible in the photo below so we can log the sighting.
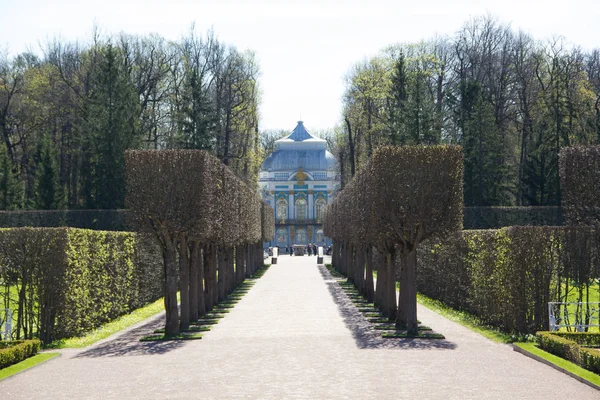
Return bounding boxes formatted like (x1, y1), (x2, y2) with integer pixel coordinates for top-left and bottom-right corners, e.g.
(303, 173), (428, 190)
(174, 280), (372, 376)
(0, 206), (563, 231)
(417, 226), (600, 334)
(0, 210), (128, 231)
(463, 206), (563, 229)
(0, 228), (162, 344)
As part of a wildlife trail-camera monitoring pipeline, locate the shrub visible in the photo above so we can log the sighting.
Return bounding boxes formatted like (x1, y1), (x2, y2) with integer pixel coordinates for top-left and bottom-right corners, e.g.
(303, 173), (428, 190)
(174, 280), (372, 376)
(0, 228), (162, 344)
(0, 339), (40, 369)
(417, 226), (600, 334)
(0, 209), (129, 230)
(463, 206), (563, 229)
(537, 331), (600, 374)
(559, 145), (600, 227)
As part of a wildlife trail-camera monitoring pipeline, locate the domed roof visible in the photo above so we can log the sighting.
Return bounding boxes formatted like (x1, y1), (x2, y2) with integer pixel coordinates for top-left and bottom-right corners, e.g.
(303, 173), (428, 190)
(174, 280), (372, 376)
(261, 121), (336, 172)
(262, 149), (337, 172)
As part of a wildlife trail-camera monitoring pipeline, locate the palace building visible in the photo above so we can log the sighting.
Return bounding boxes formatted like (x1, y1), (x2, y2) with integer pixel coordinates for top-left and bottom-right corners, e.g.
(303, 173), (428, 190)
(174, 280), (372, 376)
(259, 121), (338, 248)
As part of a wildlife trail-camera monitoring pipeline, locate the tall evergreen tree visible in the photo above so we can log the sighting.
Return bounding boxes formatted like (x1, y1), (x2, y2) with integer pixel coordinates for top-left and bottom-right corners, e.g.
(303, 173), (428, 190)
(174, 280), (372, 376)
(35, 136), (64, 210)
(85, 42), (140, 209)
(0, 142), (22, 210)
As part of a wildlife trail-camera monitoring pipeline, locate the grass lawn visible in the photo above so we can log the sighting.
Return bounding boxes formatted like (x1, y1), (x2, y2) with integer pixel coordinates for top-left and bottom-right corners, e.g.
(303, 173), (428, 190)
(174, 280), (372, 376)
(417, 293), (512, 343)
(48, 297), (165, 349)
(514, 342), (600, 388)
(0, 352), (60, 381)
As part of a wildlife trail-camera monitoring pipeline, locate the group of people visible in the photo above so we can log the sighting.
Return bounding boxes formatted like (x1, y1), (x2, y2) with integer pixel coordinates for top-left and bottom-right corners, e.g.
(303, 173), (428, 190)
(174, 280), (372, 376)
(270, 244), (335, 256)
(268, 244), (329, 256)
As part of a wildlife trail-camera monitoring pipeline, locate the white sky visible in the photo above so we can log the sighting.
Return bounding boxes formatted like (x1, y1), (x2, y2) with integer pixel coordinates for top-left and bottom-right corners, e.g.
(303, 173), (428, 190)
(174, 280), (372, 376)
(1, 0), (599, 133)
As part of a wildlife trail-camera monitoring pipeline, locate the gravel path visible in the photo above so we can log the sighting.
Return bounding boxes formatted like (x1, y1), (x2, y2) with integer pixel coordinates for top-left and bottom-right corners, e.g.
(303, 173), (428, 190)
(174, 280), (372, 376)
(1, 255), (597, 399)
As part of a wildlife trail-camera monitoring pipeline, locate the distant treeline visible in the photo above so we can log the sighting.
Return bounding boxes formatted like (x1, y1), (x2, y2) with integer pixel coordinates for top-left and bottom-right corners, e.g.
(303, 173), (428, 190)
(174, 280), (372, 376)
(0, 27), (261, 211)
(335, 15), (600, 207)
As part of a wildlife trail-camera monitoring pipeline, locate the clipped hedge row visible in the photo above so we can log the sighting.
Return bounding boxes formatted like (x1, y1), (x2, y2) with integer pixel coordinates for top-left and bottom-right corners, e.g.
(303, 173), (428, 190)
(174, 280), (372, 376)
(0, 228), (162, 344)
(537, 332), (600, 374)
(0, 210), (128, 231)
(418, 226), (600, 334)
(463, 206), (563, 229)
(545, 332), (600, 348)
(0, 339), (40, 369)
(0, 206), (562, 231)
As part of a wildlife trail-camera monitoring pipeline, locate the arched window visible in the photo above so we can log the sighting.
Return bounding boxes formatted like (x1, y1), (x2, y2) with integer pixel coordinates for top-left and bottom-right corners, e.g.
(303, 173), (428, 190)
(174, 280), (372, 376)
(277, 228), (287, 244)
(276, 198), (288, 220)
(315, 198), (326, 221)
(296, 198), (307, 221)
(296, 229), (307, 244)
(316, 229), (324, 244)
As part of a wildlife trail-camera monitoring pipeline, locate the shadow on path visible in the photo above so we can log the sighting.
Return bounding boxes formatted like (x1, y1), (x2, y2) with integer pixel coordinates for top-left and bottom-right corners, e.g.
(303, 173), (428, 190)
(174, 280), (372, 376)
(74, 315), (187, 358)
(318, 265), (457, 350)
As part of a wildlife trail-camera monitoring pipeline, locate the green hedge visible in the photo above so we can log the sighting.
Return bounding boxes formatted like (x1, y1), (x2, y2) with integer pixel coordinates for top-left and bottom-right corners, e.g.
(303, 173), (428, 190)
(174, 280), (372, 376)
(0, 207), (563, 232)
(0, 228), (162, 344)
(463, 206), (563, 229)
(0, 210), (128, 231)
(537, 332), (600, 374)
(546, 332), (600, 348)
(0, 340), (40, 369)
(418, 226), (600, 334)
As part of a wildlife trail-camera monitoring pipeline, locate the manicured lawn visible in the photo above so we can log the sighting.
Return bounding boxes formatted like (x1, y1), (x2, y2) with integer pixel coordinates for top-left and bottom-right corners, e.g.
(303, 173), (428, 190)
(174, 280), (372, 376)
(48, 297), (165, 348)
(514, 342), (600, 388)
(0, 352), (60, 381)
(417, 293), (513, 343)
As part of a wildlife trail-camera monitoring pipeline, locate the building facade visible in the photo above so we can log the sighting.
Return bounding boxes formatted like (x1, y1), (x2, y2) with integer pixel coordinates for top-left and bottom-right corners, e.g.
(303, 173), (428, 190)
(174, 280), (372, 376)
(259, 121), (337, 248)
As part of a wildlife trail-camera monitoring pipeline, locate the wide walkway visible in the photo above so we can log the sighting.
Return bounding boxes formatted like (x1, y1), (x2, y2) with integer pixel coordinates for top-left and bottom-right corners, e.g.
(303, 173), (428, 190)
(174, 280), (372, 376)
(1, 256), (598, 399)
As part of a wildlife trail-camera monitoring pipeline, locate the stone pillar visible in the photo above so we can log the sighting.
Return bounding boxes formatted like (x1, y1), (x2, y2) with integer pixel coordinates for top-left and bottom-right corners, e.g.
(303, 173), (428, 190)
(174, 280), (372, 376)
(289, 192), (294, 220)
(308, 191), (314, 219)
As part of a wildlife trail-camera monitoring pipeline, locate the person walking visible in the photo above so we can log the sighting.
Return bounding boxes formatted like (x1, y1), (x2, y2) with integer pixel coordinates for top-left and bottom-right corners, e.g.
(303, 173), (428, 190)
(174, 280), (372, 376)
(307, 244), (312, 256)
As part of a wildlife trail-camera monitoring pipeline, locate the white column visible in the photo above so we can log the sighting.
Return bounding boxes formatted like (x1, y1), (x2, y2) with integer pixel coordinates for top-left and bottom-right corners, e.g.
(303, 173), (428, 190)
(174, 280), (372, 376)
(308, 192), (314, 219)
(288, 193), (294, 220)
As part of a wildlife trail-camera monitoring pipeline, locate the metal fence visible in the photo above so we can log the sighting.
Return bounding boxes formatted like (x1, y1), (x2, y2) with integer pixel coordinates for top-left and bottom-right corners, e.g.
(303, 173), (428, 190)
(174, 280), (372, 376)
(548, 302), (600, 332)
(0, 309), (12, 340)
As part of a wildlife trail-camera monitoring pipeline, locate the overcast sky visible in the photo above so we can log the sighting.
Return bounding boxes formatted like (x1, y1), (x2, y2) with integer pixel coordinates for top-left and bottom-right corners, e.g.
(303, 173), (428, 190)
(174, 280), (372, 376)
(2, 0), (599, 133)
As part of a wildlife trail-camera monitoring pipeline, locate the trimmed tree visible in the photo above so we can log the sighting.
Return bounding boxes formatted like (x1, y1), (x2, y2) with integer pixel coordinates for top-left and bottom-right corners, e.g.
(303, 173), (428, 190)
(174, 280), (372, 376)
(370, 146), (463, 333)
(559, 145), (600, 227)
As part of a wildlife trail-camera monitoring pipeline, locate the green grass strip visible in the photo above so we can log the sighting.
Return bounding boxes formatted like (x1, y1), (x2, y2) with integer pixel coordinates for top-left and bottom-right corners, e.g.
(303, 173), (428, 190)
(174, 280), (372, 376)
(374, 325), (432, 331)
(364, 312), (385, 317)
(48, 297), (165, 349)
(154, 325), (211, 334)
(0, 352), (60, 381)
(140, 333), (203, 342)
(368, 317), (393, 323)
(417, 293), (511, 343)
(192, 319), (219, 325)
(514, 343), (600, 387)
(382, 332), (445, 339)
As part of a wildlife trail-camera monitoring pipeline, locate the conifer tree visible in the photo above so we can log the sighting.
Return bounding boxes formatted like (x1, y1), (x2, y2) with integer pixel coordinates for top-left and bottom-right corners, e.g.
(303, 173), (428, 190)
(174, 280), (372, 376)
(35, 135), (65, 210)
(0, 143), (22, 210)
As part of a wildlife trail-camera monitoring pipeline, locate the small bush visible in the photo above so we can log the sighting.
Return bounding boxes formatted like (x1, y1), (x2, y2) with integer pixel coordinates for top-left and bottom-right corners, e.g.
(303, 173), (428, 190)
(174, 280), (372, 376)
(0, 340), (40, 369)
(537, 331), (600, 374)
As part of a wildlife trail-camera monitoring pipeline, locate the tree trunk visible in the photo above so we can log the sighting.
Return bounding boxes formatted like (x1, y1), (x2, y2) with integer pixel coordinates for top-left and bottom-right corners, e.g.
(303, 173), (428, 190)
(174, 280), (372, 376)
(227, 246), (235, 294)
(204, 244), (217, 312)
(196, 243), (206, 317)
(355, 246), (365, 295)
(382, 251), (397, 320)
(189, 241), (200, 322)
(235, 245), (245, 285)
(245, 243), (253, 277)
(178, 234), (190, 331)
(364, 246), (375, 302)
(397, 247), (418, 334)
(374, 247), (383, 308)
(347, 243), (355, 283)
(163, 238), (180, 336)
(218, 246), (227, 301)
